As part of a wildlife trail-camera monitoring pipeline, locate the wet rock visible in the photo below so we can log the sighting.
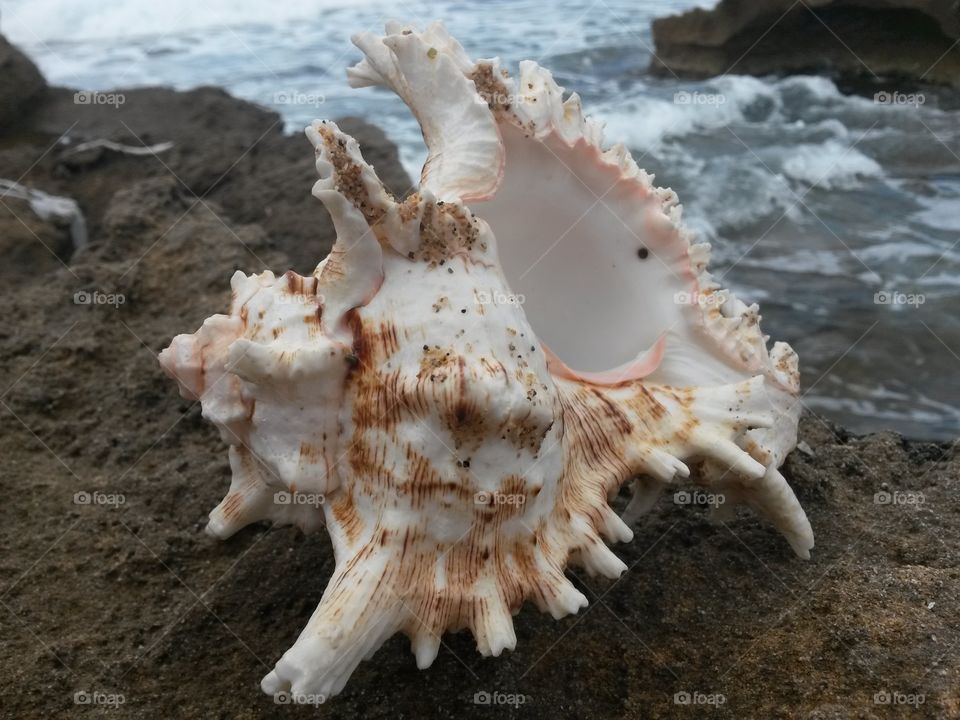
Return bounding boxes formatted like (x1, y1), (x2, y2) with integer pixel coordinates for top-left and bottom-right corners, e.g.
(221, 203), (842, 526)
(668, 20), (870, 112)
(651, 0), (960, 87)
(0, 34), (46, 128)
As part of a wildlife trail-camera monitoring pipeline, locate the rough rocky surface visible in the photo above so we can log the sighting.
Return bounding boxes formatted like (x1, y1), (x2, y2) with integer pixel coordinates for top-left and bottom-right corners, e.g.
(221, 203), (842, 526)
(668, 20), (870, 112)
(2, 81), (410, 275)
(651, 0), (960, 87)
(1, 34), (958, 720)
(0, 34), (47, 128)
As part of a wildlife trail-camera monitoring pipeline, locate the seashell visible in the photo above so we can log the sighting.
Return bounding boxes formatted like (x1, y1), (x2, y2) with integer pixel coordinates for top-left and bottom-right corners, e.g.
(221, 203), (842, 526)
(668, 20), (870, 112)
(159, 21), (813, 703)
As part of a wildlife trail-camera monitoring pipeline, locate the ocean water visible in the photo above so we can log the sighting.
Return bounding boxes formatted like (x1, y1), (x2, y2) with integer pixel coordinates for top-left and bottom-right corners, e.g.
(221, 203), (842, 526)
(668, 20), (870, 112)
(3, 0), (958, 439)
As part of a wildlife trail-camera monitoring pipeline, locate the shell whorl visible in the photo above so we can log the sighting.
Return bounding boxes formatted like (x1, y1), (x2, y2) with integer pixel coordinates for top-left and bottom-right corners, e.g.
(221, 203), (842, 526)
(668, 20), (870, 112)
(158, 20), (814, 703)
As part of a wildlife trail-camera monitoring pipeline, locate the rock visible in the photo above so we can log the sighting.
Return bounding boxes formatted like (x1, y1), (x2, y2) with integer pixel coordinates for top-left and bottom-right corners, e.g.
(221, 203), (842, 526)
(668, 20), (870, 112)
(0, 34), (46, 129)
(0, 196), (74, 281)
(0, 76), (411, 275)
(0, 179), (87, 248)
(651, 0), (960, 87)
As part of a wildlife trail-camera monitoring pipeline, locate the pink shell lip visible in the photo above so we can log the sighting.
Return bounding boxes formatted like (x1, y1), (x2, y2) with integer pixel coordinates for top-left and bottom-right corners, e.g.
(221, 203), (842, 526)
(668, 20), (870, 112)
(543, 335), (668, 386)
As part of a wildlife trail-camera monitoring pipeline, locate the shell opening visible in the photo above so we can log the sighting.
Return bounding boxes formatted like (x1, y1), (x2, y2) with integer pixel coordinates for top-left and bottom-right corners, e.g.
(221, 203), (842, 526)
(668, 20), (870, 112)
(472, 125), (693, 379)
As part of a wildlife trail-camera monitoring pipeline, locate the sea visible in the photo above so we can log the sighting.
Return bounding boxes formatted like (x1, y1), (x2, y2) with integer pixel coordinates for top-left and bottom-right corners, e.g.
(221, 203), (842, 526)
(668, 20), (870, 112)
(3, 0), (958, 439)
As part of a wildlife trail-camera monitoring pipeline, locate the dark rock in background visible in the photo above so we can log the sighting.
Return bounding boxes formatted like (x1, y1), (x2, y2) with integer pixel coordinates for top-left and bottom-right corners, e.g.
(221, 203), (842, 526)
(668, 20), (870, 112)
(0, 196), (74, 281)
(1, 79), (409, 275)
(0, 33), (46, 128)
(651, 0), (960, 87)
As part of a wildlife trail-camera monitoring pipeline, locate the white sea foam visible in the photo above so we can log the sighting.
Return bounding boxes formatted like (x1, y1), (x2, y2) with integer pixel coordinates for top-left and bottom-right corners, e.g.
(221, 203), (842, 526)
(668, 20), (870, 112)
(685, 158), (802, 231)
(735, 249), (849, 277)
(594, 78), (777, 150)
(859, 240), (950, 264)
(912, 193), (960, 232)
(780, 140), (883, 189)
(0, 0), (364, 41)
(805, 393), (960, 430)
(775, 75), (846, 103)
(917, 273), (960, 289)
(591, 74), (861, 151)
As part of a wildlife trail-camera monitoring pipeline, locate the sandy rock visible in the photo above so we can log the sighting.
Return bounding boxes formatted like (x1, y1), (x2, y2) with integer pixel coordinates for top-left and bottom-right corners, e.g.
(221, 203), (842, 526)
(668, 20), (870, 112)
(0, 196), (73, 281)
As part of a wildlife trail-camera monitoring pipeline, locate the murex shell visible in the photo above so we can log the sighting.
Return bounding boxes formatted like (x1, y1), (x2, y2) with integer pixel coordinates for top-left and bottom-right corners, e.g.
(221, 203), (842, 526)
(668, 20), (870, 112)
(159, 21), (813, 703)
